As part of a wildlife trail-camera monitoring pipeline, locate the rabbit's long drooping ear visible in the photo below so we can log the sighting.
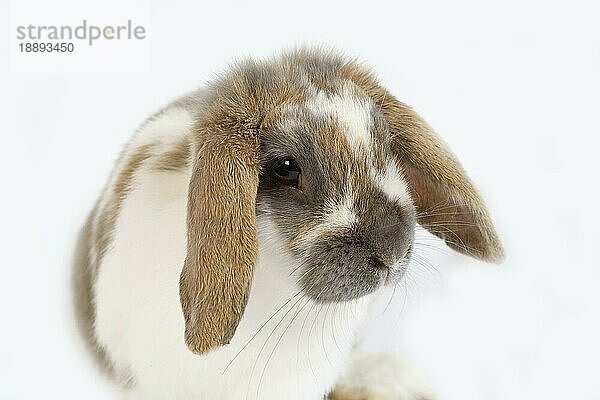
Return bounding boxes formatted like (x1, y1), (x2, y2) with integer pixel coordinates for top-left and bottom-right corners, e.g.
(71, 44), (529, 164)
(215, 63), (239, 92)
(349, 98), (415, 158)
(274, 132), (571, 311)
(346, 67), (504, 262)
(179, 126), (261, 354)
(381, 95), (503, 263)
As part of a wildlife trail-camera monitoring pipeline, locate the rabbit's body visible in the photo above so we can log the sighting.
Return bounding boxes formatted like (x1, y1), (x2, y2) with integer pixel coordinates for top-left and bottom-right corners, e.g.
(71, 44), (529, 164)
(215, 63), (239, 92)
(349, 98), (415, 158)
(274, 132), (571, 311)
(82, 104), (372, 399)
(75, 49), (503, 399)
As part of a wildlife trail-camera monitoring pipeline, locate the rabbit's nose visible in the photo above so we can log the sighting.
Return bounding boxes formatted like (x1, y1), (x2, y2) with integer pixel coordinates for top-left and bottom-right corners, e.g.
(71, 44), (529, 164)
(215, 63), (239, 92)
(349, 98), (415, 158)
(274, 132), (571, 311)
(371, 256), (389, 270)
(404, 241), (414, 259)
(371, 238), (412, 269)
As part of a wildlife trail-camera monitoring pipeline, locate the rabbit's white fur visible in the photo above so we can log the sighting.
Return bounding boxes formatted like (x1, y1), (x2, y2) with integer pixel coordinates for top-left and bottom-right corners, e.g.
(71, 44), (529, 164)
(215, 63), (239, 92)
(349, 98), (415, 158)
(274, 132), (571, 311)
(94, 106), (378, 399)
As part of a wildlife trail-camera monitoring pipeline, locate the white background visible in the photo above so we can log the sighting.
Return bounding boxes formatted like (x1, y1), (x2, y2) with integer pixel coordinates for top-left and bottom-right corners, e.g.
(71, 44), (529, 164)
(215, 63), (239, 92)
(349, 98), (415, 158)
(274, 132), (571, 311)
(1, 0), (599, 399)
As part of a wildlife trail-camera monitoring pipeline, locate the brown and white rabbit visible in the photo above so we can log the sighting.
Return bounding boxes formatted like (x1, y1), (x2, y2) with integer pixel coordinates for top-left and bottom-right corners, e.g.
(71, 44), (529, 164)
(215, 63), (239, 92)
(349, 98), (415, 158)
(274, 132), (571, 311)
(72, 48), (504, 400)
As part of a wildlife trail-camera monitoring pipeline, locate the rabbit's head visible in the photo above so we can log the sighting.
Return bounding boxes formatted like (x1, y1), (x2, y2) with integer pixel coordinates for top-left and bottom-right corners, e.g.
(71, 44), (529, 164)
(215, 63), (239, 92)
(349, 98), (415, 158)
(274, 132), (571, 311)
(179, 49), (504, 354)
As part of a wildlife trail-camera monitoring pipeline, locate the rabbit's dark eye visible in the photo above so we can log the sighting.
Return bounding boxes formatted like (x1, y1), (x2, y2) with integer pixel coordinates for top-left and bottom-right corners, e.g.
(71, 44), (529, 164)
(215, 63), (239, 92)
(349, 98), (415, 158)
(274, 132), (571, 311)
(270, 158), (302, 189)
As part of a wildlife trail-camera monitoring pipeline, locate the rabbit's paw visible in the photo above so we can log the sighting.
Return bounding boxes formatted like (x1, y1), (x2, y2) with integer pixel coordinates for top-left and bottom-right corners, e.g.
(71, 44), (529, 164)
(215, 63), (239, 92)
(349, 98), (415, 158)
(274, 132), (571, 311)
(327, 352), (434, 400)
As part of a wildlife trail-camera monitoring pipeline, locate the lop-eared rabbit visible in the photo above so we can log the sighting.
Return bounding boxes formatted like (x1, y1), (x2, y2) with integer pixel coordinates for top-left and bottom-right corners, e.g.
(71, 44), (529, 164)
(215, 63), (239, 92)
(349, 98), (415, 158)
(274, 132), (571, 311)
(73, 49), (503, 400)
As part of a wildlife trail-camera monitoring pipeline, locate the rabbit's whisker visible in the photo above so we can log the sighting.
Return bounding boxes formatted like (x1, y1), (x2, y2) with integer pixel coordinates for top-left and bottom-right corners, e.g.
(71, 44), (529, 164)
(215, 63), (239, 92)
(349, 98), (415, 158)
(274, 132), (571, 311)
(248, 292), (306, 400)
(222, 289), (303, 374)
(255, 296), (310, 400)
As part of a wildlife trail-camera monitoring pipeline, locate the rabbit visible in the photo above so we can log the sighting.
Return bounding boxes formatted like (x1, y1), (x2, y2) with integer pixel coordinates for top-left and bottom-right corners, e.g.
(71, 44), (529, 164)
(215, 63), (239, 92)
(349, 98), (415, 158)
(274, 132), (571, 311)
(72, 48), (504, 400)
